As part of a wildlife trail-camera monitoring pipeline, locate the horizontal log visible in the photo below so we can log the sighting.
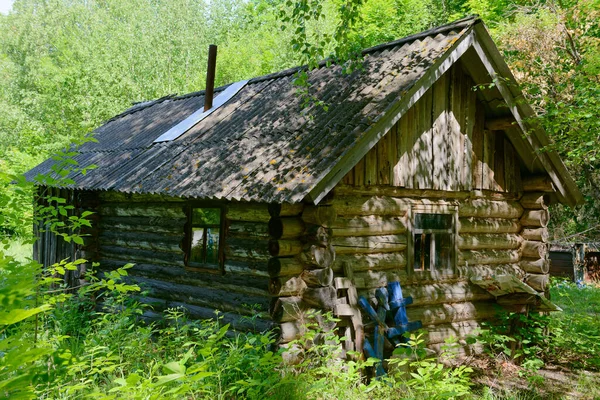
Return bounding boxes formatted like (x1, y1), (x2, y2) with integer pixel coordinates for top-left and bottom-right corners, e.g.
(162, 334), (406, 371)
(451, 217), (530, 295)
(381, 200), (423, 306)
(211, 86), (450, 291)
(521, 227), (549, 243)
(280, 343), (304, 364)
(223, 260), (269, 277)
(425, 320), (482, 345)
(303, 226), (332, 247)
(126, 276), (269, 315)
(100, 260), (270, 295)
(458, 217), (520, 234)
(520, 193), (550, 210)
(227, 221), (270, 238)
(269, 296), (307, 322)
(302, 286), (337, 310)
(358, 281), (494, 306)
(331, 215), (407, 237)
(333, 252), (407, 273)
(406, 301), (500, 326)
(331, 196), (410, 216)
(457, 264), (523, 280)
(520, 209), (549, 228)
(352, 269), (408, 289)
(268, 218), (305, 239)
(268, 257), (304, 278)
(522, 175), (554, 192)
(333, 234), (407, 254)
(99, 231), (183, 253)
(224, 238), (270, 261)
(99, 204), (185, 218)
(297, 244), (335, 269)
(279, 314), (336, 343)
(99, 216), (186, 234)
(334, 184), (472, 200)
(459, 199), (523, 219)
(268, 203), (304, 218)
(99, 191), (183, 203)
(459, 249), (520, 266)
(301, 268), (334, 287)
(100, 245), (185, 267)
(520, 257), (550, 274)
(135, 297), (273, 333)
(458, 233), (521, 250)
(268, 239), (303, 257)
(427, 341), (484, 357)
(280, 321), (306, 343)
(521, 241), (548, 259)
(302, 205), (337, 227)
(525, 273), (549, 292)
(227, 203), (270, 222)
(269, 276), (308, 297)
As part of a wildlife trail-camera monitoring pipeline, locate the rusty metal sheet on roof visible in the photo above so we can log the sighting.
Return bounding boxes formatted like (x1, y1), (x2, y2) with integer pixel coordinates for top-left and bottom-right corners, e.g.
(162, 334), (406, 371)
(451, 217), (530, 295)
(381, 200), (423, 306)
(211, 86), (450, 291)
(25, 18), (476, 203)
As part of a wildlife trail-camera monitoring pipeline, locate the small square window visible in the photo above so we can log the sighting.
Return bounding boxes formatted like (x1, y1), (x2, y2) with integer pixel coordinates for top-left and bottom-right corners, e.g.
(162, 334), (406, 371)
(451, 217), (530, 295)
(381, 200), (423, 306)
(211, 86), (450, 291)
(187, 207), (222, 268)
(413, 212), (455, 272)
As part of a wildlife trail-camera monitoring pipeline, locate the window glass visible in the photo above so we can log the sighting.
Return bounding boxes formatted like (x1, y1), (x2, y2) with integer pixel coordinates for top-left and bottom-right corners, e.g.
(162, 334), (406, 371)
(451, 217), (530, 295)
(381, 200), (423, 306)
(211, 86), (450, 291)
(413, 212), (454, 272)
(189, 208), (221, 266)
(414, 213), (453, 231)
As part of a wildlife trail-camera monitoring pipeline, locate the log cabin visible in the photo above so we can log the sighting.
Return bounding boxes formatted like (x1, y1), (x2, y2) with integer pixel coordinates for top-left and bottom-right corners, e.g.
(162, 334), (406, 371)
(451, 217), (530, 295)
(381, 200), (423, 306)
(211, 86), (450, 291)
(26, 16), (583, 357)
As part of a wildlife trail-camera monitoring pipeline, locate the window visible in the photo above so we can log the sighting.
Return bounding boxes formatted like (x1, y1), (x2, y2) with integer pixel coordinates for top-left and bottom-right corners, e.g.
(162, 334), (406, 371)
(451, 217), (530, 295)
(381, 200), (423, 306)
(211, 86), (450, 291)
(186, 207), (223, 270)
(412, 212), (455, 273)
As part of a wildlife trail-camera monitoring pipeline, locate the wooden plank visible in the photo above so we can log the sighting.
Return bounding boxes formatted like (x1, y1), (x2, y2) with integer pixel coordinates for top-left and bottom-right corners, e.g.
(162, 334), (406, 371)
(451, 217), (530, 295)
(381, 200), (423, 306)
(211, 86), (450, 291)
(504, 138), (515, 193)
(365, 147), (378, 186)
(463, 75), (476, 190)
(482, 129), (495, 190)
(448, 66), (463, 190)
(432, 72), (449, 191)
(396, 109), (412, 188)
(342, 168), (354, 185)
(377, 129), (391, 185)
(471, 104), (485, 189)
(414, 89), (433, 189)
(389, 122), (398, 186)
(494, 132), (506, 191)
(354, 157), (365, 186)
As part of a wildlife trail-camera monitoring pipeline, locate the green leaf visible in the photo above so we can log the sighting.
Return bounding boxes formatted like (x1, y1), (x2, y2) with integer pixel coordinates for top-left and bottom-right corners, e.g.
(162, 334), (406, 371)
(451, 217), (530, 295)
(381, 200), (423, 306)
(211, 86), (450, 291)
(0, 304), (52, 325)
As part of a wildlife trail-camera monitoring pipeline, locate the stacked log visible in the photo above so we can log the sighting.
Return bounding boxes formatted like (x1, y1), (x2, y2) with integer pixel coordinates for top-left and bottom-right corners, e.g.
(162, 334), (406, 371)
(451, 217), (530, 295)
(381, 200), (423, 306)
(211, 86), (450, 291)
(457, 199), (523, 270)
(518, 191), (551, 292)
(268, 203), (339, 347)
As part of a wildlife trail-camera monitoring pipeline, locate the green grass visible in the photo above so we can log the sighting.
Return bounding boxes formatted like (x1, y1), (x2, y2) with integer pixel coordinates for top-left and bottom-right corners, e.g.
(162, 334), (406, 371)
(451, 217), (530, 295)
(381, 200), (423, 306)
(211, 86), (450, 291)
(547, 280), (600, 370)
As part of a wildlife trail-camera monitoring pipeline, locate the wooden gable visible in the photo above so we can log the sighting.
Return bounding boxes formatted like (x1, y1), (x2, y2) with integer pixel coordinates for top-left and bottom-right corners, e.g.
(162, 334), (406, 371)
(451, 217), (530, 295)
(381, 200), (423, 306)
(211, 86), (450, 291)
(340, 64), (523, 194)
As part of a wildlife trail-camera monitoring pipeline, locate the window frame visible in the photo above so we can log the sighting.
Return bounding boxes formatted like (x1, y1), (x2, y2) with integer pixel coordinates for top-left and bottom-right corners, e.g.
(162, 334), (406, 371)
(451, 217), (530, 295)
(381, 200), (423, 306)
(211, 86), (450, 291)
(408, 204), (458, 276)
(183, 203), (225, 274)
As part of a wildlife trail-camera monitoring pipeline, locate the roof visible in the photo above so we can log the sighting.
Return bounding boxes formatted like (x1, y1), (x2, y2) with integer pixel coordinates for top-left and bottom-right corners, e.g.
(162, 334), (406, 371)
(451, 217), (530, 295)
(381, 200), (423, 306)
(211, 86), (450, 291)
(26, 16), (583, 206)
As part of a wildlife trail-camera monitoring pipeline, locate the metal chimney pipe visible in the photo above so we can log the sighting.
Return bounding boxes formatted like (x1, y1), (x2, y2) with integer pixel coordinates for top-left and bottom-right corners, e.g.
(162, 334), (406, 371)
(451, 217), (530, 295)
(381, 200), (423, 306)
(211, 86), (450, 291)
(204, 44), (218, 111)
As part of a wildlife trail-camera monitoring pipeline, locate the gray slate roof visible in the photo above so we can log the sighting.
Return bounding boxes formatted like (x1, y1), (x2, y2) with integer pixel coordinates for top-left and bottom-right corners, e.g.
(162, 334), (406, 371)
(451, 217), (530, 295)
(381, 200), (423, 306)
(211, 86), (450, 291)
(26, 18), (476, 203)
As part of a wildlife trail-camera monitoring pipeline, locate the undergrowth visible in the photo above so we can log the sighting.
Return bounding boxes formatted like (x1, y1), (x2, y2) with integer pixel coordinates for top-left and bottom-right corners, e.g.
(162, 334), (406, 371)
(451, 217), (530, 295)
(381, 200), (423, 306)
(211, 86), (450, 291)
(1, 245), (477, 399)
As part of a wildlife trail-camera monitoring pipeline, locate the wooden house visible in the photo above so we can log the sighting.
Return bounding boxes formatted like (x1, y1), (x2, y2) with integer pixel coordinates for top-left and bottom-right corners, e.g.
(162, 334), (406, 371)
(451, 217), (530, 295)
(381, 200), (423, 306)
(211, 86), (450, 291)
(26, 17), (583, 356)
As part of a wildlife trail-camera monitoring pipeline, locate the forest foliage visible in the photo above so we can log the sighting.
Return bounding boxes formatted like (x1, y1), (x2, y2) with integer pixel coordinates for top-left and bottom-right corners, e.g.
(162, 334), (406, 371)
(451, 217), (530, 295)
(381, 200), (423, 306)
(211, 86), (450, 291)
(1, 0), (599, 240)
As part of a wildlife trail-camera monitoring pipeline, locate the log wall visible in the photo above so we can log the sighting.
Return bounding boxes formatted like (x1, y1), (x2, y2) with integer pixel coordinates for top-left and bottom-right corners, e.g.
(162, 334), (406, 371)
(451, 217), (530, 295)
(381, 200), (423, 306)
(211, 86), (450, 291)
(328, 194), (527, 353)
(92, 192), (274, 333)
